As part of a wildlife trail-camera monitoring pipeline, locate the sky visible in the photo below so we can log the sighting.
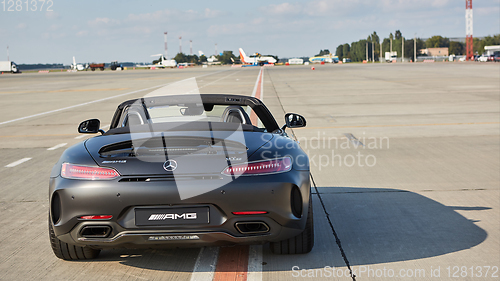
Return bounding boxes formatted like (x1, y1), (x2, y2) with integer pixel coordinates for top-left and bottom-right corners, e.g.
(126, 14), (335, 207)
(0, 0), (499, 64)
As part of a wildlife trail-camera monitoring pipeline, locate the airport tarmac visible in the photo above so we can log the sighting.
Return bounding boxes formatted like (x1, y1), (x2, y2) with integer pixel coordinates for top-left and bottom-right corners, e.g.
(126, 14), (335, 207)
(0, 63), (498, 280)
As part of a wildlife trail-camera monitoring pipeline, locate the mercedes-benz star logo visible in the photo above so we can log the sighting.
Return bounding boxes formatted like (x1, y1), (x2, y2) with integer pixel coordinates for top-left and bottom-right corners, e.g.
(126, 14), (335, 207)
(163, 160), (178, 172)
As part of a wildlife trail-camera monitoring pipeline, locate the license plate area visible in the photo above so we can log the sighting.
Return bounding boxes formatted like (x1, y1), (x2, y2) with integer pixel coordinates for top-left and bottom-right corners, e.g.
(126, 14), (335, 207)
(135, 207), (209, 226)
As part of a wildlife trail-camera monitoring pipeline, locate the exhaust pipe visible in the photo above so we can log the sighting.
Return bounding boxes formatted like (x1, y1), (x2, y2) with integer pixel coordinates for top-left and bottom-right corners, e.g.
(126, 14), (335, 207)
(80, 226), (112, 238)
(235, 222), (270, 234)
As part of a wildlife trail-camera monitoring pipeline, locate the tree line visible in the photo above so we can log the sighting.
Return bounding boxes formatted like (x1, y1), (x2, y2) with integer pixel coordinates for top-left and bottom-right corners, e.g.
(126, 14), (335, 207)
(336, 31), (500, 62)
(155, 50), (240, 65)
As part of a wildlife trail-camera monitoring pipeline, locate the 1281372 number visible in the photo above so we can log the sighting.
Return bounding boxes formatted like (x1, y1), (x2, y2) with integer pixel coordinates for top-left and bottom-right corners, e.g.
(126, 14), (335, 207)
(2, 0), (53, 12)
(446, 266), (499, 278)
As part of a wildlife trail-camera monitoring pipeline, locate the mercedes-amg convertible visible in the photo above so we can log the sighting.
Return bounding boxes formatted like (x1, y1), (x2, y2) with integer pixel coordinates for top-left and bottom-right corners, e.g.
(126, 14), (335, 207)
(49, 94), (312, 260)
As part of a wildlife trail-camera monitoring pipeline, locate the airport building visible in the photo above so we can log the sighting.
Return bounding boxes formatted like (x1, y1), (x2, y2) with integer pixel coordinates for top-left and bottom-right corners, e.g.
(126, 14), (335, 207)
(419, 47), (449, 57)
(484, 45), (500, 55)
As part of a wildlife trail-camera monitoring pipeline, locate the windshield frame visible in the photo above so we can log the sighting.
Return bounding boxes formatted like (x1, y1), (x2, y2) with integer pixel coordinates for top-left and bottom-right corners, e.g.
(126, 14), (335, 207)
(109, 94), (280, 133)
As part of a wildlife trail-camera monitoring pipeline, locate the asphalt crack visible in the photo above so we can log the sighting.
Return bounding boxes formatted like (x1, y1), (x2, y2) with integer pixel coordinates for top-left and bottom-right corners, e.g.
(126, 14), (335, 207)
(311, 173), (356, 281)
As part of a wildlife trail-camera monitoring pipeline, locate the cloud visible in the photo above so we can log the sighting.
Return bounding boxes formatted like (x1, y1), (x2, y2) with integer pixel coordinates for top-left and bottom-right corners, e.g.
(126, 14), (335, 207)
(204, 8), (226, 18)
(126, 10), (174, 22)
(262, 3), (302, 15)
(49, 24), (61, 31)
(207, 23), (248, 37)
(207, 17), (316, 38)
(82, 8), (227, 40)
(259, 1), (364, 17)
(16, 23), (27, 29)
(476, 6), (500, 16)
(88, 17), (121, 27)
(41, 32), (66, 39)
(76, 30), (88, 37)
(45, 11), (60, 20)
(378, 0), (452, 11)
(259, 0), (455, 17)
(126, 8), (225, 23)
(131, 26), (153, 35)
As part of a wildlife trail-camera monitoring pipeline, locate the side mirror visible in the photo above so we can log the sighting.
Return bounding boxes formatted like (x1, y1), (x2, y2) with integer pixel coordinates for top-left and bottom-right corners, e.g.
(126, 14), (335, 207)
(283, 113), (306, 130)
(78, 119), (104, 134)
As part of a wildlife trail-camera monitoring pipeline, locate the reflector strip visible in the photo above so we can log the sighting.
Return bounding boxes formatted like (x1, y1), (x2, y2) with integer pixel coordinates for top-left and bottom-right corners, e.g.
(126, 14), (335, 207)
(232, 211), (268, 215)
(79, 215), (113, 220)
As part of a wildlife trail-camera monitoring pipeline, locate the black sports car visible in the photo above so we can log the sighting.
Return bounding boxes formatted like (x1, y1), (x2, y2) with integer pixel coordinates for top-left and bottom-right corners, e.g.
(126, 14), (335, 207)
(49, 94), (312, 260)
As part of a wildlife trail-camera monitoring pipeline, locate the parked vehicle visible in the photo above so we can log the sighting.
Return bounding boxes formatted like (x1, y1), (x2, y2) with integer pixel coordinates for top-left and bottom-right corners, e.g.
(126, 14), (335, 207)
(0, 61), (20, 73)
(88, 63), (105, 71)
(48, 94), (313, 260)
(110, 61), (123, 71)
(385, 51), (397, 62)
(478, 55), (489, 62)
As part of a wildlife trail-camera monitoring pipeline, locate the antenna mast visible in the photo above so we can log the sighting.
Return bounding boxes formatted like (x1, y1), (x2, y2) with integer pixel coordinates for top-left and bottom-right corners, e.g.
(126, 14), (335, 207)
(466, 0), (473, 60)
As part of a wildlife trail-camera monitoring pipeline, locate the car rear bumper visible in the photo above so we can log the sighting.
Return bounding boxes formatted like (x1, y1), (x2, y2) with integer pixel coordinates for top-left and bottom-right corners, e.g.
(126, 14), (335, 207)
(49, 170), (310, 248)
(57, 218), (304, 248)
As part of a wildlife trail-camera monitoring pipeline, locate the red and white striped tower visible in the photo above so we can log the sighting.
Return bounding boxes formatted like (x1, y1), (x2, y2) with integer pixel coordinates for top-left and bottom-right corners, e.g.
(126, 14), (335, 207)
(466, 0), (473, 60)
(163, 32), (168, 59)
(190, 40), (193, 56)
(179, 36), (182, 54)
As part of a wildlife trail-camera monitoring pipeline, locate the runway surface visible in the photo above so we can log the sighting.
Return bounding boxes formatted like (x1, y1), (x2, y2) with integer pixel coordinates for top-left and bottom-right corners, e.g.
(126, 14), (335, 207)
(0, 63), (499, 280)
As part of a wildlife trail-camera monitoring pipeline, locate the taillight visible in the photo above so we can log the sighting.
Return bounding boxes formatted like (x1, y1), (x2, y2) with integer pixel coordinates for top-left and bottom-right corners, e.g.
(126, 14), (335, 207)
(222, 157), (292, 176)
(61, 163), (120, 180)
(79, 215), (113, 220)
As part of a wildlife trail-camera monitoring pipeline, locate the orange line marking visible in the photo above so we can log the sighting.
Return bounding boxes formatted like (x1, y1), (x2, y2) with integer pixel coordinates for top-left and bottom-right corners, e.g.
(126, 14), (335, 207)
(250, 69), (263, 126)
(213, 245), (249, 281)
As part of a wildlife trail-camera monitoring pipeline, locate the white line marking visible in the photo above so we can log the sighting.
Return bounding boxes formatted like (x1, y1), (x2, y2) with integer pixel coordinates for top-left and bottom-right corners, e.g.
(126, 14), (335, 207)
(0, 69), (233, 127)
(195, 70), (242, 90)
(260, 68), (264, 101)
(0, 86), (162, 127)
(47, 143), (67, 151)
(247, 245), (263, 281)
(190, 247), (219, 281)
(248, 67), (264, 117)
(5, 158), (32, 167)
(251, 67), (264, 98)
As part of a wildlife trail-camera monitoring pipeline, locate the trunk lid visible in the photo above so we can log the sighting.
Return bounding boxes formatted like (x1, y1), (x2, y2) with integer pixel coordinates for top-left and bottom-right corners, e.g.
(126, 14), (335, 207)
(84, 131), (273, 176)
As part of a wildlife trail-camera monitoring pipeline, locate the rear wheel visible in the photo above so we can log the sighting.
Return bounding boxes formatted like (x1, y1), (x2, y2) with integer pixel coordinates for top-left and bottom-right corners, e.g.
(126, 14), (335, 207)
(270, 196), (314, 254)
(49, 218), (100, 260)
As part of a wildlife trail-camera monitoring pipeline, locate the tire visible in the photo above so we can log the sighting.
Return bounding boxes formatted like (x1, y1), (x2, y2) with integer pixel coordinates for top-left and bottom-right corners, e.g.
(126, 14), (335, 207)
(270, 196), (314, 254)
(48, 218), (100, 260)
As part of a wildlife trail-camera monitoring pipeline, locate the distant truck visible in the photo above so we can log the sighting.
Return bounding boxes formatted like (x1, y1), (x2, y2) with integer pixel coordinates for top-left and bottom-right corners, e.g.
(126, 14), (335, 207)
(385, 51), (397, 62)
(0, 61), (20, 73)
(88, 63), (105, 71)
(288, 58), (304, 65)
